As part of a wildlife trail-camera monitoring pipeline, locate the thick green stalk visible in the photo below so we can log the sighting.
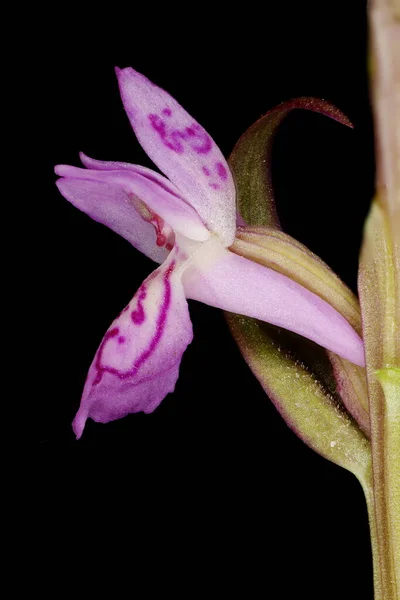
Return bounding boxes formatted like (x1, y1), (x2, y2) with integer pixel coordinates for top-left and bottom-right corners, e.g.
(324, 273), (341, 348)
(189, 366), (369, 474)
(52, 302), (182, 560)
(359, 202), (399, 600)
(361, 2), (400, 597)
(361, 2), (400, 598)
(363, 473), (384, 600)
(376, 368), (400, 591)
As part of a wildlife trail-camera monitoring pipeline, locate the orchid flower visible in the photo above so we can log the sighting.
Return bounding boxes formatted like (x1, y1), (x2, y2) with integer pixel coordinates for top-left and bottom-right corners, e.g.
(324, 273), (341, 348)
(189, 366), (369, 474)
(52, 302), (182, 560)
(55, 67), (365, 438)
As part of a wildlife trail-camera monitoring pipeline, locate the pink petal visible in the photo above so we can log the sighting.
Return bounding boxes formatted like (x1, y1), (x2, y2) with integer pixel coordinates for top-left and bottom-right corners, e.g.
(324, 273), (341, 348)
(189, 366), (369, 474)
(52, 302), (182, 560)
(56, 177), (168, 263)
(115, 67), (236, 246)
(56, 164), (209, 242)
(79, 152), (201, 207)
(182, 239), (365, 367)
(72, 250), (193, 439)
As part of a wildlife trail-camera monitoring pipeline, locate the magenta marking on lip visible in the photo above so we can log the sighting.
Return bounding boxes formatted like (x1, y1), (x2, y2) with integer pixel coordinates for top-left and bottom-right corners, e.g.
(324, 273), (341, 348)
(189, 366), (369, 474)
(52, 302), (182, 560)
(132, 262), (174, 373)
(209, 182), (219, 190)
(92, 262), (175, 385)
(93, 327), (120, 385)
(131, 286), (147, 324)
(202, 166), (211, 176)
(118, 336), (126, 344)
(93, 371), (103, 385)
(216, 162), (228, 180)
(162, 108), (172, 116)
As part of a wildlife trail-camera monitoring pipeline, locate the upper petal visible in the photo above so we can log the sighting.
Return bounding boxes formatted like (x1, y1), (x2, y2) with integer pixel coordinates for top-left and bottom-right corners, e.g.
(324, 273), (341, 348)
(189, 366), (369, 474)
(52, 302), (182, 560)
(182, 238), (365, 367)
(115, 67), (236, 246)
(56, 163), (210, 243)
(72, 248), (193, 438)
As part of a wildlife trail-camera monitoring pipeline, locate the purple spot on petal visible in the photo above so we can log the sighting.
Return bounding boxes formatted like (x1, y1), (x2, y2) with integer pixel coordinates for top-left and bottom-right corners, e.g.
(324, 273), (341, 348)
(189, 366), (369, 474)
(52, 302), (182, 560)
(216, 162), (228, 181)
(189, 125), (212, 154)
(209, 183), (219, 190)
(131, 287), (147, 325)
(131, 308), (145, 325)
(118, 336), (126, 344)
(148, 115), (212, 155)
(148, 113), (165, 134)
(202, 166), (211, 176)
(168, 131), (186, 153)
(148, 114), (185, 153)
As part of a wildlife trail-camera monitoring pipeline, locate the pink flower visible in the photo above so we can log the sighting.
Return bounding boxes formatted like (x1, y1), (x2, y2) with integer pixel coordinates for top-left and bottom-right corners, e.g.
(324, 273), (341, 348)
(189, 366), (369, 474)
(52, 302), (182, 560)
(55, 68), (365, 438)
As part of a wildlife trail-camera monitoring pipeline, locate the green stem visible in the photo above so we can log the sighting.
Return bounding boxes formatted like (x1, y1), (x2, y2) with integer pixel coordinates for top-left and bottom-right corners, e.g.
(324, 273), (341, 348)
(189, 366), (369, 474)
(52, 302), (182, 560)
(360, 370), (400, 599)
(376, 368), (400, 596)
(363, 477), (383, 600)
(367, 5), (400, 591)
(362, 457), (399, 600)
(367, 1), (400, 591)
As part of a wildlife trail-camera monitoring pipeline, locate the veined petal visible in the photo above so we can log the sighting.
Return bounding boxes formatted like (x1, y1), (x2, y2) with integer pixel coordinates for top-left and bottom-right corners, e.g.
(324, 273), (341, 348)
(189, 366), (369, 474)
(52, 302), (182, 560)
(72, 248), (193, 439)
(56, 177), (168, 263)
(115, 67), (236, 246)
(56, 164), (209, 242)
(182, 239), (365, 367)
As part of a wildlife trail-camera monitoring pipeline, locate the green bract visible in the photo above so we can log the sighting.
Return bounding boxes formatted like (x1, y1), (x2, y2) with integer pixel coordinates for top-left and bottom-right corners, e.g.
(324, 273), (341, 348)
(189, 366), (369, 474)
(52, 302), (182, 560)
(227, 98), (371, 480)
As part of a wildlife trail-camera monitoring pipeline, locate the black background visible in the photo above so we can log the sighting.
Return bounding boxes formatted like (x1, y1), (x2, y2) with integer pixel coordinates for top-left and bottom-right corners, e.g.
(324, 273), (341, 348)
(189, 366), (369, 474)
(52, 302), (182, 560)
(33, 1), (374, 597)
